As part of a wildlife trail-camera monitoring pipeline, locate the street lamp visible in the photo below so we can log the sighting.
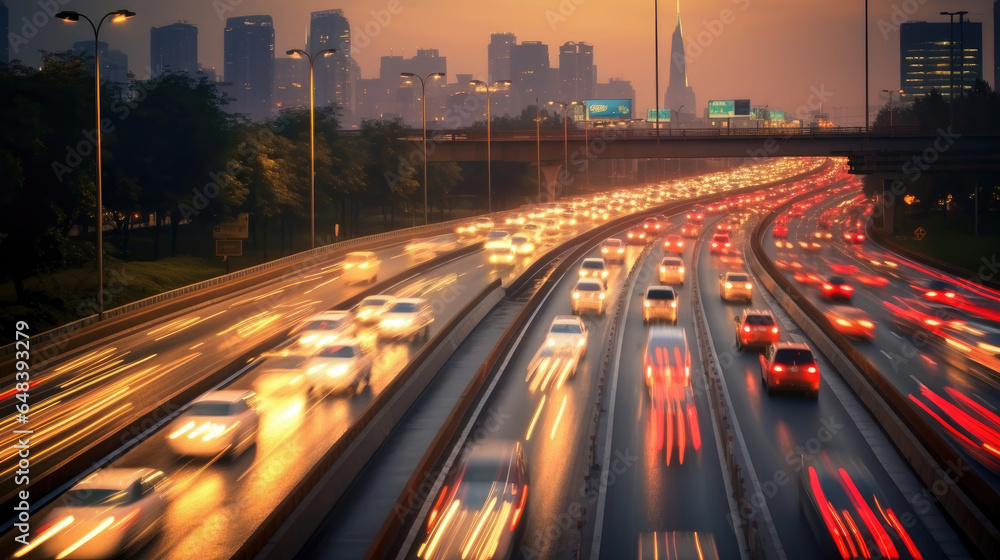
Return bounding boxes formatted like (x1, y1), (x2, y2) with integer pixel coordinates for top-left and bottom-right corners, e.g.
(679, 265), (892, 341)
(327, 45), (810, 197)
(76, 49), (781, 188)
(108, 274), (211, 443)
(548, 101), (582, 199)
(535, 98), (541, 203)
(401, 72), (445, 225)
(881, 89), (898, 132)
(470, 79), (510, 214)
(287, 47), (336, 249)
(55, 9), (135, 319)
(865, 0), (869, 131)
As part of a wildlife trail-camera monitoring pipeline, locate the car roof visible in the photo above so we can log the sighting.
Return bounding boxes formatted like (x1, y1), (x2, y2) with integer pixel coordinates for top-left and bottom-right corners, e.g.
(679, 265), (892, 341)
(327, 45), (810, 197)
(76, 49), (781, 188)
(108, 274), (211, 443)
(582, 257), (605, 264)
(723, 271), (748, 278)
(645, 285), (676, 295)
(771, 341), (811, 351)
(743, 309), (775, 318)
(660, 257), (683, 265)
(359, 295), (394, 304)
(603, 238), (623, 244)
(551, 315), (585, 326)
(465, 439), (522, 463)
(75, 468), (163, 491)
(193, 389), (256, 404)
(646, 325), (687, 345)
(345, 251), (376, 258)
(575, 279), (604, 289)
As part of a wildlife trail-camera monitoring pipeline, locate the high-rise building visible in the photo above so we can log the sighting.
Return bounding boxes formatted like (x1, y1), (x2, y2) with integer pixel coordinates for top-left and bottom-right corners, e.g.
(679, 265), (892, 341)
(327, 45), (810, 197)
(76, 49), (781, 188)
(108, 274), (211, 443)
(511, 41), (549, 112)
(72, 40), (129, 87)
(993, 0), (999, 90)
(273, 56), (308, 111)
(224, 15), (275, 121)
(900, 21), (983, 100)
(665, 1), (697, 121)
(559, 42), (595, 102)
(0, 1), (9, 64)
(488, 32), (516, 84)
(309, 9), (351, 111)
(150, 23), (198, 76)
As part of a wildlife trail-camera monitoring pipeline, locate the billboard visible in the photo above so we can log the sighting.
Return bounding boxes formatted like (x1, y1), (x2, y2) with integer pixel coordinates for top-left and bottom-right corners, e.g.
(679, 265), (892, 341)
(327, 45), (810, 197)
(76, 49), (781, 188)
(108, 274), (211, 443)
(645, 109), (671, 122)
(586, 99), (632, 120)
(708, 99), (751, 118)
(769, 110), (786, 122)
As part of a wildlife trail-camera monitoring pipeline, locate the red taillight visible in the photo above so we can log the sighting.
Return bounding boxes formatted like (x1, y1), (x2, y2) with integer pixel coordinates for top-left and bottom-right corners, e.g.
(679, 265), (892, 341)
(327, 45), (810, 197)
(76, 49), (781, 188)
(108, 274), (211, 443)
(843, 285), (853, 291)
(945, 292), (955, 298)
(428, 485), (449, 530)
(773, 365), (783, 373)
(808, 366), (817, 373)
(511, 484), (528, 530)
(823, 284), (833, 291)
(925, 291), (937, 298)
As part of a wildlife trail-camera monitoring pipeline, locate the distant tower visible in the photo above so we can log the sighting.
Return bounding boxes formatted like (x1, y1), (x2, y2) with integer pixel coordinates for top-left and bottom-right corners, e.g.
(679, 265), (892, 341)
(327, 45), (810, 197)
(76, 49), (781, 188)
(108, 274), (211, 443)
(224, 15), (275, 121)
(488, 32), (516, 84)
(559, 41), (595, 101)
(150, 23), (198, 76)
(665, 0), (696, 121)
(309, 9), (351, 111)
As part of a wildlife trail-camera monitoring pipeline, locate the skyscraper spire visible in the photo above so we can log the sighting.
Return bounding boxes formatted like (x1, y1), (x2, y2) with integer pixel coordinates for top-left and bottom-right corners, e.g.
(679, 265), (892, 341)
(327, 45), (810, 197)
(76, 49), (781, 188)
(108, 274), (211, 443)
(666, 0), (696, 123)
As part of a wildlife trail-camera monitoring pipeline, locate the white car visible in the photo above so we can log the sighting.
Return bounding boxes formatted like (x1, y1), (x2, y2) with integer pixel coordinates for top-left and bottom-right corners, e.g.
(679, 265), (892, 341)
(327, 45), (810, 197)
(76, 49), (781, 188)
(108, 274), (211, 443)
(658, 257), (685, 285)
(378, 297), (434, 341)
(342, 251), (380, 284)
(354, 295), (396, 325)
(302, 341), (373, 395)
(291, 311), (354, 350)
(484, 230), (512, 250)
(578, 257), (610, 283)
(405, 234), (458, 255)
(572, 278), (607, 315)
(167, 390), (259, 457)
(720, 271), (753, 303)
(510, 234), (536, 256)
(18, 468), (168, 560)
(546, 315), (589, 358)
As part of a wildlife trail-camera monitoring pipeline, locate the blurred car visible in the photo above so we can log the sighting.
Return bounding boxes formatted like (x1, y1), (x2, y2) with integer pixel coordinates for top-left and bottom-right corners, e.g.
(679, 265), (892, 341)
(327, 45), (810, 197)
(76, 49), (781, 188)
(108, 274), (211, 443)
(842, 230), (866, 244)
(658, 257), (685, 285)
(825, 306), (875, 340)
(680, 222), (702, 238)
(354, 295), (396, 325)
(302, 341), (373, 395)
(520, 223), (543, 240)
(601, 237), (626, 264)
(342, 251), (381, 284)
(918, 280), (966, 305)
(643, 285), (679, 324)
(487, 245), (516, 266)
(510, 234), (536, 256)
(572, 278), (606, 315)
(643, 326), (691, 391)
(817, 212), (836, 229)
(626, 226), (651, 244)
(801, 451), (924, 559)
(793, 268), (824, 285)
(378, 298), (434, 341)
(418, 440), (528, 560)
(820, 276), (854, 301)
(685, 206), (706, 222)
(505, 213), (525, 226)
(709, 233), (732, 255)
(734, 309), (780, 350)
(715, 221), (734, 232)
(811, 230), (833, 240)
(663, 234), (685, 254)
(637, 532), (720, 560)
(290, 311), (354, 350)
(759, 342), (819, 398)
(167, 390), (259, 457)
(484, 230), (512, 249)
(546, 315), (589, 360)
(579, 257), (610, 283)
(18, 468), (168, 560)
(707, 201), (728, 213)
(641, 216), (664, 233)
(719, 272), (753, 303)
(405, 234), (459, 256)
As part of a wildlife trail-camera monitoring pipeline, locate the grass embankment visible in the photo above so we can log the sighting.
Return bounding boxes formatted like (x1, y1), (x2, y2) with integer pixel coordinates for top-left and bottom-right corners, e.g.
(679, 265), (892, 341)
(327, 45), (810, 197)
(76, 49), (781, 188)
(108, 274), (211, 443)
(889, 210), (1000, 275)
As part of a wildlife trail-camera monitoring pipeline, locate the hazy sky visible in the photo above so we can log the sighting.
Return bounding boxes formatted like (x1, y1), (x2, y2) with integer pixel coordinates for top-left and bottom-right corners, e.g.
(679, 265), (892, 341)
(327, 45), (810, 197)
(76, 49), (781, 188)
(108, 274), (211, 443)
(7, 0), (995, 125)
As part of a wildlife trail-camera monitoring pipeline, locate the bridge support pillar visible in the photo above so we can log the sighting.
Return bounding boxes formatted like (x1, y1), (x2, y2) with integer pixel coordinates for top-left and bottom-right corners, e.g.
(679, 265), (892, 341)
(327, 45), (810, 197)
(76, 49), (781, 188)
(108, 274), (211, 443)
(539, 163), (567, 202)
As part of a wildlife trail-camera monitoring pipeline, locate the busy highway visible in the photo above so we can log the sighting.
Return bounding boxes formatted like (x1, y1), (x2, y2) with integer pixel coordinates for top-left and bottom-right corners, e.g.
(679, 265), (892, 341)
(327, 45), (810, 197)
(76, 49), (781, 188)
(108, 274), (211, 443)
(3, 159), (828, 559)
(359, 166), (975, 560)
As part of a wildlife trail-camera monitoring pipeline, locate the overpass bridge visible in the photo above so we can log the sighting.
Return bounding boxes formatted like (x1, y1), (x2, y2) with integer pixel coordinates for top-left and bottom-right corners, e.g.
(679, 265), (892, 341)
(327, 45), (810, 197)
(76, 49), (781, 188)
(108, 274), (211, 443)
(411, 126), (1000, 174)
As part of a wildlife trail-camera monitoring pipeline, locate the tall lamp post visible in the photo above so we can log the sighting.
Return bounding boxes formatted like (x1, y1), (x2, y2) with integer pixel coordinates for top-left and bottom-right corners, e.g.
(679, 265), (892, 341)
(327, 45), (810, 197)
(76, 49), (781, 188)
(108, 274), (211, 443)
(881, 89), (900, 132)
(865, 0), (869, 131)
(401, 72), (445, 225)
(470, 79), (510, 214)
(286, 47), (336, 249)
(548, 101), (582, 199)
(56, 9), (135, 319)
(535, 98), (541, 203)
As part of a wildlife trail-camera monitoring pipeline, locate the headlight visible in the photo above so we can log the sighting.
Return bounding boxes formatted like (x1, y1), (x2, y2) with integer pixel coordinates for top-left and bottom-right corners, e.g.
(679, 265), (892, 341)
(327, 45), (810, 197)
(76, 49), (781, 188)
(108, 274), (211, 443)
(579, 270), (587, 276)
(573, 292), (580, 299)
(547, 338), (555, 345)
(859, 320), (874, 328)
(678, 267), (685, 273)
(725, 282), (733, 289)
(329, 364), (349, 377)
(670, 301), (677, 308)
(744, 283), (752, 289)
(598, 293), (605, 299)
(660, 267), (667, 273)
(644, 300), (650, 307)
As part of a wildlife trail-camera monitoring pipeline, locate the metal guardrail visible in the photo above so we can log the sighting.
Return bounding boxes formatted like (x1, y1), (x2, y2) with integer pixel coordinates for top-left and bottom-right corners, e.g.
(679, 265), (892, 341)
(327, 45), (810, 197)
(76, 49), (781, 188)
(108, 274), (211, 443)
(748, 187), (1000, 559)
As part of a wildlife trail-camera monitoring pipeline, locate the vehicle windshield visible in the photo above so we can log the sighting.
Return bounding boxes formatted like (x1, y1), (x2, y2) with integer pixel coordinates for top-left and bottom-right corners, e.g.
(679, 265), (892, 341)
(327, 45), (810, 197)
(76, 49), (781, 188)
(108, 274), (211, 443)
(487, 231), (509, 240)
(318, 346), (357, 358)
(551, 323), (583, 334)
(582, 261), (604, 270)
(774, 349), (814, 365)
(187, 402), (235, 416)
(646, 289), (676, 300)
(727, 274), (749, 282)
(827, 277), (847, 285)
(661, 259), (683, 267)
(388, 302), (419, 313)
(577, 282), (602, 292)
(746, 314), (775, 326)
(360, 298), (390, 308)
(63, 488), (136, 508)
(512, 237), (530, 244)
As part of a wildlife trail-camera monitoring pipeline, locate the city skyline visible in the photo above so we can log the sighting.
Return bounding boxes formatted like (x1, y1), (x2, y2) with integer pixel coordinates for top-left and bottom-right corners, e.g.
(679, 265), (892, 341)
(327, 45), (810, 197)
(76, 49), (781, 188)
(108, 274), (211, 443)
(4, 0), (996, 125)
